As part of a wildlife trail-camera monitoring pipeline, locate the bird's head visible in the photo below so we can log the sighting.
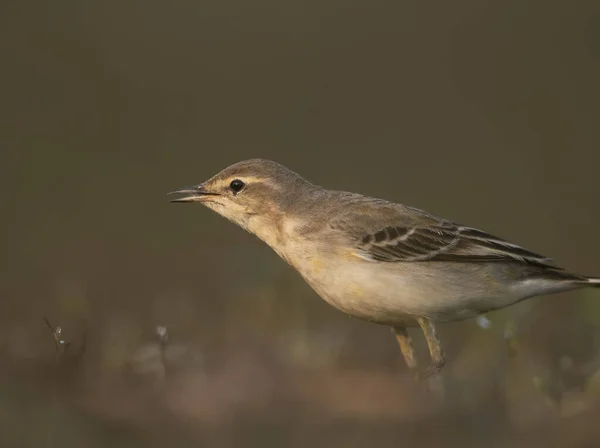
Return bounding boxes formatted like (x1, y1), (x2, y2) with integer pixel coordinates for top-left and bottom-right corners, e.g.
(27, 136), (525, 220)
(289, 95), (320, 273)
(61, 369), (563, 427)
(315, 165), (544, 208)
(169, 159), (313, 233)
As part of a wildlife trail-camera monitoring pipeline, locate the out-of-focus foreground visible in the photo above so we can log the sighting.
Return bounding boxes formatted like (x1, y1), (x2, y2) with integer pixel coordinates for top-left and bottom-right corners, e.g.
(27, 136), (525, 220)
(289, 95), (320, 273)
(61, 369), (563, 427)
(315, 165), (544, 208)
(1, 1), (600, 446)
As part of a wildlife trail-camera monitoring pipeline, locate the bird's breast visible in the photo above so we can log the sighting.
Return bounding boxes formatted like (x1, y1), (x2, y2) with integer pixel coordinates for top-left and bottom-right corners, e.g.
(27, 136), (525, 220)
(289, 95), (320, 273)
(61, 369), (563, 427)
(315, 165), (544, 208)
(283, 247), (406, 322)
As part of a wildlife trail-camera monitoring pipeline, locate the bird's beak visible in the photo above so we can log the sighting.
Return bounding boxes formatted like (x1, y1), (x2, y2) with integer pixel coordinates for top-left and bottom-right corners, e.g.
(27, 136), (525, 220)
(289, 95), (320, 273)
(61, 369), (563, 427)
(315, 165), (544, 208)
(168, 183), (219, 203)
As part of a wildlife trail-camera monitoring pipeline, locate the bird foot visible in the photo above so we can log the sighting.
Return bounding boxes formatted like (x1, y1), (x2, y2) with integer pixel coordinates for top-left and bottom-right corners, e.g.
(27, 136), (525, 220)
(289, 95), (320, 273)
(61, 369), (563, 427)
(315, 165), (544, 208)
(417, 360), (446, 380)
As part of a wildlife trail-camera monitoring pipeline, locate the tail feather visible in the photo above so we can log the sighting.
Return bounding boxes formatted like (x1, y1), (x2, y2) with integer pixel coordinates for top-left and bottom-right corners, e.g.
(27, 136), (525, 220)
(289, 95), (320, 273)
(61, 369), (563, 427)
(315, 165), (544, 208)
(584, 277), (600, 287)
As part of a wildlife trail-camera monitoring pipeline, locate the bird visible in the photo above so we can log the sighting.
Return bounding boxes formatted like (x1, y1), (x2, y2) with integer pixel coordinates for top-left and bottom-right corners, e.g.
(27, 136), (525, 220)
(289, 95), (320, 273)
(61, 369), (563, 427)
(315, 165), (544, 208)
(169, 159), (600, 378)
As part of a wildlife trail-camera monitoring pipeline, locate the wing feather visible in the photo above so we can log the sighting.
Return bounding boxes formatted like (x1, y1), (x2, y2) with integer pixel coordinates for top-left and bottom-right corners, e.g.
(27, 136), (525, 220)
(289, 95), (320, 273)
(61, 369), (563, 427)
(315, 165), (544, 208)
(357, 223), (558, 268)
(324, 193), (558, 269)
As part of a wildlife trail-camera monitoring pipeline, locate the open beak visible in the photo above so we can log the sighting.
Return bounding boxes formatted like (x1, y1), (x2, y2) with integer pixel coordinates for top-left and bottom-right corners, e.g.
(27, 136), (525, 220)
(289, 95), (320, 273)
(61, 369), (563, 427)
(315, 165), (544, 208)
(168, 183), (219, 203)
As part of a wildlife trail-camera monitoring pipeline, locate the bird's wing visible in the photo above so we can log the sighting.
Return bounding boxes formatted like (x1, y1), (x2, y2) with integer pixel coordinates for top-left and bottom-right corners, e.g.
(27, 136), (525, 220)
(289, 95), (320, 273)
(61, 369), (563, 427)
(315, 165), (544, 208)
(355, 223), (558, 268)
(326, 198), (558, 268)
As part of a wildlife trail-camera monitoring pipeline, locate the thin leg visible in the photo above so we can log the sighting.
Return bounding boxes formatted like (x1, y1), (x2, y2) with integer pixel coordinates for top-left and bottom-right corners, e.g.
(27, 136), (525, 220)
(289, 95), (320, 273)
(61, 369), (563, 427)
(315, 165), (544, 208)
(392, 326), (417, 371)
(417, 317), (446, 378)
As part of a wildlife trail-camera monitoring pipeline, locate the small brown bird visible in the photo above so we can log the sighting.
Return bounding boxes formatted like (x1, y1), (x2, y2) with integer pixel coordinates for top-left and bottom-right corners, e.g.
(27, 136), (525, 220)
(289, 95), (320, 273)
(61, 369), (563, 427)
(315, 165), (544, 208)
(169, 159), (600, 378)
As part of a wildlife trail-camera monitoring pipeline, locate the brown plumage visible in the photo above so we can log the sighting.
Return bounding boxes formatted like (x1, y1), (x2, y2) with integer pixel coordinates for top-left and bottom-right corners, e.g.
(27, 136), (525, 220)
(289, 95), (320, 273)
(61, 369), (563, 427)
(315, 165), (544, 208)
(170, 159), (600, 378)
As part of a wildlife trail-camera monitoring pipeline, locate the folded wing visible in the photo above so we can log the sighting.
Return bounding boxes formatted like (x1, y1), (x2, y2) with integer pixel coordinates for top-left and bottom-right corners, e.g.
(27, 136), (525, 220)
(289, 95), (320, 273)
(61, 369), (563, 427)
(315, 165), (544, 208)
(357, 223), (559, 269)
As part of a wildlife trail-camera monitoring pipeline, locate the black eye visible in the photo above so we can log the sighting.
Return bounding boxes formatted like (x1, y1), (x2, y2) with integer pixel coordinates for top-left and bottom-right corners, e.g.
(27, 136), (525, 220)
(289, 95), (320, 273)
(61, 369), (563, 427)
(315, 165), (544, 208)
(229, 179), (245, 193)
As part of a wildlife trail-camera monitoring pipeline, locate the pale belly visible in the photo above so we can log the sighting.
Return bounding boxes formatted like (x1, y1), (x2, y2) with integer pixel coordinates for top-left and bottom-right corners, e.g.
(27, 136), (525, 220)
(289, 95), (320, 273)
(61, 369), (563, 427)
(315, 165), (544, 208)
(291, 255), (526, 327)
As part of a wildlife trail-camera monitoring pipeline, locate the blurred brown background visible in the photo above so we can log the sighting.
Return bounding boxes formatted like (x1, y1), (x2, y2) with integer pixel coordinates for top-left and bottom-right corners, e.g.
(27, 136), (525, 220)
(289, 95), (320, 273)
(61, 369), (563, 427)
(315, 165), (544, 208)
(1, 1), (600, 446)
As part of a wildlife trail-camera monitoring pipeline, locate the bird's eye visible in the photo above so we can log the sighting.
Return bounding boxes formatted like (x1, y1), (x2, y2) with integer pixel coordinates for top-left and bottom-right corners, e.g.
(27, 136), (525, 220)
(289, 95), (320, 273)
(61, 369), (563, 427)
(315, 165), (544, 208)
(229, 179), (245, 193)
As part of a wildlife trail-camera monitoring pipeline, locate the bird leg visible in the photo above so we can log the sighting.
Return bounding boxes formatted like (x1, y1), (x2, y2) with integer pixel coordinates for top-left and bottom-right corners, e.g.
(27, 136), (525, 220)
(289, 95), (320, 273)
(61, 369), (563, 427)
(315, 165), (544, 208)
(392, 326), (418, 372)
(417, 317), (446, 378)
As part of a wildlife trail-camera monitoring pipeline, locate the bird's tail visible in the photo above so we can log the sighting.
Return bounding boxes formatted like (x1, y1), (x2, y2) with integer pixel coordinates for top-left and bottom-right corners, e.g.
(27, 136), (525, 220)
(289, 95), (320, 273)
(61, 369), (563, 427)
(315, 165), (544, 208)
(583, 277), (600, 287)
